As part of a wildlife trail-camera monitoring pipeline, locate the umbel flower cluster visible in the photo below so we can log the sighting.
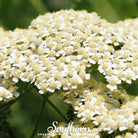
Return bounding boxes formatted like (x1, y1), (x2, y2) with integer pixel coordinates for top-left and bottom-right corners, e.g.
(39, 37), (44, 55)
(0, 9), (138, 137)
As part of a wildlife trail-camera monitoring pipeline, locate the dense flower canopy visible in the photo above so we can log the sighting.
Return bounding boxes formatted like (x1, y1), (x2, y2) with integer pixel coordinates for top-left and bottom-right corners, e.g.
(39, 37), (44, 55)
(0, 9), (138, 137)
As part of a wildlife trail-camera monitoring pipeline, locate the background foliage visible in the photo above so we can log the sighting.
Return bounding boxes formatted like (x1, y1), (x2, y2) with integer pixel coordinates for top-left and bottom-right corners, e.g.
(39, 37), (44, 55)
(0, 0), (138, 137)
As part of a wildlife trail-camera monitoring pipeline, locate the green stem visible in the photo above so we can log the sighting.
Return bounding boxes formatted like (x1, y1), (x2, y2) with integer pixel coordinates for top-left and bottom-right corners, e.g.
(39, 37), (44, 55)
(30, 97), (47, 138)
(0, 85), (34, 113)
(46, 98), (68, 122)
(32, 85), (68, 122)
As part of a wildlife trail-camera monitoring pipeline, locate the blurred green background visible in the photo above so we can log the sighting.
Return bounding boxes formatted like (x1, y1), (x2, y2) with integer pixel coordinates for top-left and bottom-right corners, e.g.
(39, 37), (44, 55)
(0, 0), (138, 138)
(0, 0), (138, 30)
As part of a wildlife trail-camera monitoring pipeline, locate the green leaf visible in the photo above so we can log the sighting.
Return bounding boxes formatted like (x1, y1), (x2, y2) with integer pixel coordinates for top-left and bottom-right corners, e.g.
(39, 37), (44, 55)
(127, 79), (138, 96)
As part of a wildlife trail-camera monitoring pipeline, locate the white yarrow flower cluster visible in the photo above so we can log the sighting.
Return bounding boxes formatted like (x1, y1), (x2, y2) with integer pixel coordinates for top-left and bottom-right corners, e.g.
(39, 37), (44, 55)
(0, 10), (138, 137)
